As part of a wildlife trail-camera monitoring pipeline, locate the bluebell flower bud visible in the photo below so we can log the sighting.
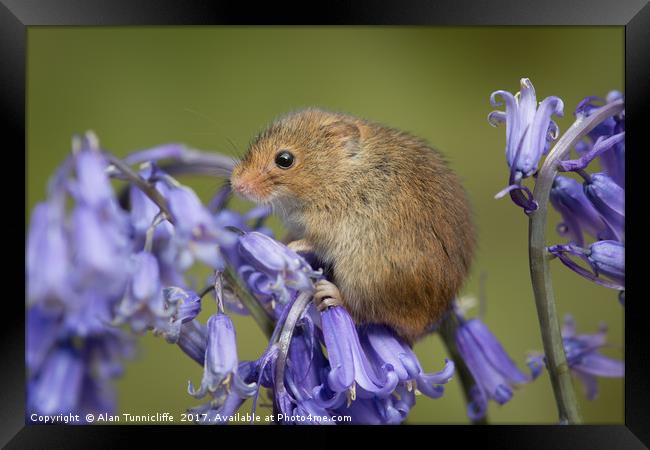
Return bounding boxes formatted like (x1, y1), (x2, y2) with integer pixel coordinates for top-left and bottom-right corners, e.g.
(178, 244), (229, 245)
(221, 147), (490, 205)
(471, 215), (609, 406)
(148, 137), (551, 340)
(583, 173), (624, 242)
(587, 240), (624, 286)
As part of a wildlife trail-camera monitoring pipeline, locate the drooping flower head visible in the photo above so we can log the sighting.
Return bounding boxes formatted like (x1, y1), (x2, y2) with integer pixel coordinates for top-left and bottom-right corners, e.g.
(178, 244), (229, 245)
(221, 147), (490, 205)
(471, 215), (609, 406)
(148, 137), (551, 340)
(452, 300), (532, 420)
(527, 315), (624, 401)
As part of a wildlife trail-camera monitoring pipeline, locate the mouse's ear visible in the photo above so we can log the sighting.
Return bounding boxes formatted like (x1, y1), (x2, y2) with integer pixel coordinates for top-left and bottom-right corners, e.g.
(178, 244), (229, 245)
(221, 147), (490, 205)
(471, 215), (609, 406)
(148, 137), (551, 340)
(323, 120), (361, 158)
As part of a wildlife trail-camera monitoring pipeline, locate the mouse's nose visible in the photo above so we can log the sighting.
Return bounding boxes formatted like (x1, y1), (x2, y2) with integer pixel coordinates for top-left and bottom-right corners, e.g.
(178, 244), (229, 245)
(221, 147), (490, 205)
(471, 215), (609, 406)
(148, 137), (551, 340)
(231, 176), (255, 196)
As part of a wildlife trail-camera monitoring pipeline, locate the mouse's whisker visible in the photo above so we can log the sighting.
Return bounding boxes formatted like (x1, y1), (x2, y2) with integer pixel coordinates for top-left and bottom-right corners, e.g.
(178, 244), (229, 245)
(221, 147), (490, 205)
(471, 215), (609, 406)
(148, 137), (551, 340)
(225, 137), (244, 158)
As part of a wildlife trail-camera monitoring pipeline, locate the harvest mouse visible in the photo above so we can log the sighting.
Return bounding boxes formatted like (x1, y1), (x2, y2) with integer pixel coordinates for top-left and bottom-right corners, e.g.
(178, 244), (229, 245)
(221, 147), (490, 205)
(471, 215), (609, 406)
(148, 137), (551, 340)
(231, 108), (475, 344)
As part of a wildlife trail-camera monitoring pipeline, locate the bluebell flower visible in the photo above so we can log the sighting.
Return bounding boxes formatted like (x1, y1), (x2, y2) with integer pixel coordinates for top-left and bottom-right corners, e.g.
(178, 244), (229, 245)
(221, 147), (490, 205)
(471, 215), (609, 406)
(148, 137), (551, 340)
(26, 201), (70, 307)
(212, 207), (274, 274)
(188, 313), (256, 400)
(454, 313), (531, 420)
(489, 78), (564, 213)
(235, 231), (321, 316)
(317, 305), (400, 402)
(238, 232), (320, 292)
(527, 316), (624, 401)
(563, 315), (624, 400)
(585, 240), (625, 286)
(489, 78), (564, 179)
(549, 175), (615, 246)
(359, 324), (454, 398)
(548, 241), (624, 290)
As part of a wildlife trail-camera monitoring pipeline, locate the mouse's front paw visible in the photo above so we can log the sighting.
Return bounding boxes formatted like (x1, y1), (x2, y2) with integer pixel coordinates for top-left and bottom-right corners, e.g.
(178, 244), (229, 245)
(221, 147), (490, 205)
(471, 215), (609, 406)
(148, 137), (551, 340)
(313, 279), (344, 312)
(287, 239), (314, 254)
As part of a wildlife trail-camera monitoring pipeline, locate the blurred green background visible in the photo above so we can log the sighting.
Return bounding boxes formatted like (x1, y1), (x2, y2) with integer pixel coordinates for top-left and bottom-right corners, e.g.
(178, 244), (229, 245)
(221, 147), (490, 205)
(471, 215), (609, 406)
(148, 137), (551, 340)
(26, 27), (624, 424)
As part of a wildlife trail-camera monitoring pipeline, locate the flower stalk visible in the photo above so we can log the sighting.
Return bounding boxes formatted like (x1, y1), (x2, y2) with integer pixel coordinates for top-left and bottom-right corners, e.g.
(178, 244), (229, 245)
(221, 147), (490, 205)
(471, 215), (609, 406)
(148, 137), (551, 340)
(105, 153), (174, 221)
(273, 291), (313, 412)
(527, 99), (624, 424)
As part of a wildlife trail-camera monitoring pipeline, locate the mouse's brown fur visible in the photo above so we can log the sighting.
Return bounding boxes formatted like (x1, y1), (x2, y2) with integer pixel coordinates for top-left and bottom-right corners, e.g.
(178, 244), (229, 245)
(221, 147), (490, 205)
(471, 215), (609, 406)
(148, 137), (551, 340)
(231, 108), (476, 344)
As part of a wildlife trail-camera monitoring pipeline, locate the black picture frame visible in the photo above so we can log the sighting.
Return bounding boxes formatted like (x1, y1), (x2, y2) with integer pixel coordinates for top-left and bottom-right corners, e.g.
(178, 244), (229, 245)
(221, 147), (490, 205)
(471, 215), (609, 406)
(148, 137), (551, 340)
(4, 0), (648, 447)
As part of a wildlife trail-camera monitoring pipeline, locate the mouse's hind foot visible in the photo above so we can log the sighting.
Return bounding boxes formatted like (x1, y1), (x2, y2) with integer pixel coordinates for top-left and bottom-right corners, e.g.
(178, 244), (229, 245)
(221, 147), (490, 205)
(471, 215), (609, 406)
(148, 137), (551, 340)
(313, 279), (344, 311)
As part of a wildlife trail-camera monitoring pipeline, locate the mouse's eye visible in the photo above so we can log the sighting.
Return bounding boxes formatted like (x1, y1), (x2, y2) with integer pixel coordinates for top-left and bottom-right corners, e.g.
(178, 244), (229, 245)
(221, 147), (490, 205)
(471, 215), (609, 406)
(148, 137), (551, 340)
(274, 150), (295, 169)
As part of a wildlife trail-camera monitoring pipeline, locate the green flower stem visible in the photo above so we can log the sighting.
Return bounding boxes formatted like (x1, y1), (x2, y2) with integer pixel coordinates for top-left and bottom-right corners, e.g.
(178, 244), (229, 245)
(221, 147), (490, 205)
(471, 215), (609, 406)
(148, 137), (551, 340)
(528, 99), (624, 424)
(438, 313), (488, 425)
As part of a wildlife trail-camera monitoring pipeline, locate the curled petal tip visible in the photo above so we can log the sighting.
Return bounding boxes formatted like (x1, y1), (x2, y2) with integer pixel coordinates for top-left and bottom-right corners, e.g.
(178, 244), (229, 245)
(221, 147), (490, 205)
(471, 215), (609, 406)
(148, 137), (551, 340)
(489, 90), (514, 108)
(487, 111), (506, 127)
